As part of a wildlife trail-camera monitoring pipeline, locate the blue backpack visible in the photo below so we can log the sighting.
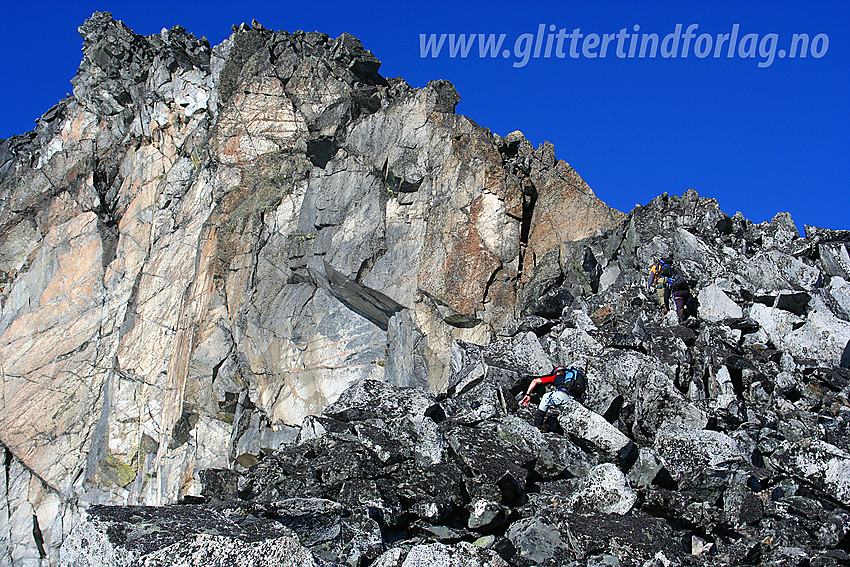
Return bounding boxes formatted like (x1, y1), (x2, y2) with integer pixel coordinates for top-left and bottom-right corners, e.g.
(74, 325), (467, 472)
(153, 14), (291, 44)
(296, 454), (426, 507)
(655, 260), (674, 279)
(667, 274), (690, 293)
(554, 366), (587, 400)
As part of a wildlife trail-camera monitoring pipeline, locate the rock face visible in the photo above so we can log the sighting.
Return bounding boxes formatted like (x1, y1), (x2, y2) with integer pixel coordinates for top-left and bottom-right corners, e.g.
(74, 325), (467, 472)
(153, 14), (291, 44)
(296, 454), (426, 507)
(0, 12), (622, 566)
(1, 11), (850, 567)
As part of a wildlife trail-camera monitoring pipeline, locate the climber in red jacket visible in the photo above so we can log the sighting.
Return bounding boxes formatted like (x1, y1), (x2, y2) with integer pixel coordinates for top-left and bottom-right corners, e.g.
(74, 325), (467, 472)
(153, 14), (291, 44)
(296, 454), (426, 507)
(521, 365), (587, 431)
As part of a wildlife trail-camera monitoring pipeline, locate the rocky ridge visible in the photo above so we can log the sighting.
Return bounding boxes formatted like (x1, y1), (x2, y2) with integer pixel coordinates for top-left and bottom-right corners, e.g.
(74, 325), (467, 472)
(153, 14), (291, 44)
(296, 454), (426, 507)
(1, 11), (849, 567)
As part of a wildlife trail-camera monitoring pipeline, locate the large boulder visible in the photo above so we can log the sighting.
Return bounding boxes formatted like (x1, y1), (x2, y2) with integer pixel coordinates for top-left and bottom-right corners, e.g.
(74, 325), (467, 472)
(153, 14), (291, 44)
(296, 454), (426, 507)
(819, 242), (850, 279)
(749, 302), (850, 366)
(698, 283), (743, 322)
(566, 463), (637, 515)
(443, 421), (532, 506)
(652, 421), (747, 489)
(132, 535), (320, 567)
(817, 276), (850, 321)
(555, 397), (634, 459)
(745, 250), (821, 292)
(557, 327), (605, 362)
(59, 504), (317, 567)
(440, 371), (518, 425)
(479, 331), (554, 377)
(505, 517), (568, 565)
(507, 505), (682, 566)
(322, 379), (439, 424)
(783, 308), (850, 367)
(771, 439), (850, 506)
(592, 348), (705, 446)
(372, 541), (509, 567)
(495, 415), (593, 479)
(748, 303), (804, 349)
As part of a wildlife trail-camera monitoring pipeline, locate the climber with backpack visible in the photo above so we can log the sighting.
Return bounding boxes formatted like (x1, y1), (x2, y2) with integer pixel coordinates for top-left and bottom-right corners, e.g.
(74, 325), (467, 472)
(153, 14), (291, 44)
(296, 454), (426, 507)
(646, 256), (674, 306)
(648, 257), (697, 322)
(664, 273), (695, 322)
(521, 363), (588, 431)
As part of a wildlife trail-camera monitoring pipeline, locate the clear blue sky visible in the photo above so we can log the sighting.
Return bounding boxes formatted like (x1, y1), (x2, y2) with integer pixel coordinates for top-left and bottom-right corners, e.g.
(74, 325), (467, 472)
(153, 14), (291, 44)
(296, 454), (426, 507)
(1, 1), (847, 230)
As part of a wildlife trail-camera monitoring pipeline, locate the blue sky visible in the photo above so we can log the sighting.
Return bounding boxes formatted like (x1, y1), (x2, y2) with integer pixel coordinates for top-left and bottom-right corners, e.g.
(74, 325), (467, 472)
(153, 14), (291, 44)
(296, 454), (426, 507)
(1, 1), (847, 230)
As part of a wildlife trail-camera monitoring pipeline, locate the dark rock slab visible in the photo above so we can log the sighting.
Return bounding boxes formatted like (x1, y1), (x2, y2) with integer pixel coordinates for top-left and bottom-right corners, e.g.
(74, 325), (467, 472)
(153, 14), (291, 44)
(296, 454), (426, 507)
(59, 504), (313, 566)
(323, 379), (439, 424)
(443, 421), (532, 506)
(506, 507), (682, 567)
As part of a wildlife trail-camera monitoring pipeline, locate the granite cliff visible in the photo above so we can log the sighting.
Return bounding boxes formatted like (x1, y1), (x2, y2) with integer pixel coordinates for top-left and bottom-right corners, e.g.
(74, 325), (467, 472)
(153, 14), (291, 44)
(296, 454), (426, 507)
(0, 12), (621, 565)
(2, 12), (850, 567)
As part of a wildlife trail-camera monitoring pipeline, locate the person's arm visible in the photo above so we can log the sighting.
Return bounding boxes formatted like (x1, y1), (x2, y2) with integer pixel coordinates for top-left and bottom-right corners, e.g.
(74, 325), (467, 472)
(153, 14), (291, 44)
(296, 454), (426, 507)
(647, 265), (656, 289)
(521, 377), (543, 407)
(663, 282), (671, 312)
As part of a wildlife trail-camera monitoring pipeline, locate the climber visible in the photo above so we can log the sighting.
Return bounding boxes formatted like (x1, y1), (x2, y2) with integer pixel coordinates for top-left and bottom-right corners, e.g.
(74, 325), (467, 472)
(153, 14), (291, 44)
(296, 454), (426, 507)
(648, 257), (696, 322)
(521, 364), (587, 431)
(664, 272), (695, 322)
(646, 256), (674, 306)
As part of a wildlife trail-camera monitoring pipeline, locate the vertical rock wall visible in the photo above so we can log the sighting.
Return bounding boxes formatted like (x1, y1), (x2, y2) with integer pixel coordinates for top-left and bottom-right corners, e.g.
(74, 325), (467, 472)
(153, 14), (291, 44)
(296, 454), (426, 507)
(0, 13), (620, 563)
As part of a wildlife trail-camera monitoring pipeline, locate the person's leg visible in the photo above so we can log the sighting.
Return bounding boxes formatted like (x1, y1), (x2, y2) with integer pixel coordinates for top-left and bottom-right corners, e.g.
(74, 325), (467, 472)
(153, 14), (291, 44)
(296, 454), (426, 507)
(538, 391), (572, 431)
(533, 393), (552, 429)
(538, 392), (555, 412)
(676, 291), (692, 320)
(546, 390), (572, 410)
(655, 285), (665, 306)
(685, 293), (697, 319)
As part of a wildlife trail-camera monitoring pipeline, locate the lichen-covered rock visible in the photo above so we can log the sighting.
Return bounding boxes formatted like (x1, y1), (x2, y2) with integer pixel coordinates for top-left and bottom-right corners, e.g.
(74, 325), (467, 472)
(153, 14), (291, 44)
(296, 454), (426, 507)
(498, 315), (553, 337)
(627, 447), (664, 489)
(747, 302), (804, 348)
(507, 505), (682, 567)
(532, 433), (594, 479)
(59, 504), (306, 566)
(653, 422), (746, 488)
(440, 375), (516, 425)
(745, 249), (822, 292)
(555, 396), (633, 458)
(783, 308), (850, 367)
(479, 331), (554, 377)
(443, 421), (532, 506)
(135, 534), (320, 567)
(566, 463), (636, 515)
(557, 327), (605, 362)
(372, 541), (509, 567)
(505, 517), (568, 565)
(772, 439), (850, 506)
(322, 379), (438, 424)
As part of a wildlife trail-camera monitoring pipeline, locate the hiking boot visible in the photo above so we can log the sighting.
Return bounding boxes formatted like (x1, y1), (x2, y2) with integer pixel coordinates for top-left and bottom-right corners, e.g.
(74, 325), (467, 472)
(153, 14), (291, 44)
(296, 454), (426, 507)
(532, 409), (547, 431)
